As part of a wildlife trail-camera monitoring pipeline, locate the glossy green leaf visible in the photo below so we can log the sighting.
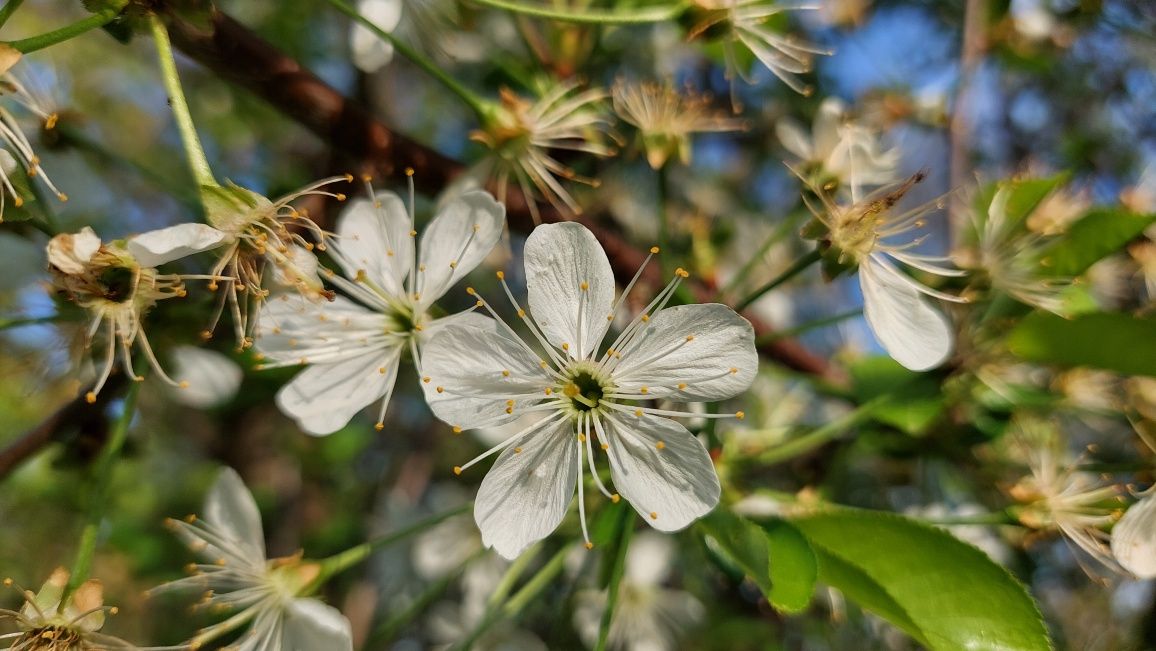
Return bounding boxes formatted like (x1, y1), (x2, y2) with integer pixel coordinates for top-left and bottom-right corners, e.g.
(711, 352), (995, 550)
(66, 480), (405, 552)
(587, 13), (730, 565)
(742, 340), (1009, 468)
(792, 509), (1050, 651)
(700, 510), (817, 613)
(974, 174), (1068, 231)
(1041, 209), (1156, 277)
(1007, 311), (1156, 377)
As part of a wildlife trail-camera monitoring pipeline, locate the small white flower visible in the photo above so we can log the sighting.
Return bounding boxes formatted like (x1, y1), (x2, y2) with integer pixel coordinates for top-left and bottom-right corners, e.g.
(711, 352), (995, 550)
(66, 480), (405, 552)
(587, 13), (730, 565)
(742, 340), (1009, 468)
(47, 224), (226, 401)
(807, 171), (966, 371)
(254, 184), (505, 435)
(422, 222), (757, 558)
(776, 97), (899, 188)
(612, 81), (745, 170)
(1112, 491), (1156, 579)
(350, 0), (403, 72)
(167, 345), (244, 408)
(157, 468), (353, 651)
(573, 532), (704, 651)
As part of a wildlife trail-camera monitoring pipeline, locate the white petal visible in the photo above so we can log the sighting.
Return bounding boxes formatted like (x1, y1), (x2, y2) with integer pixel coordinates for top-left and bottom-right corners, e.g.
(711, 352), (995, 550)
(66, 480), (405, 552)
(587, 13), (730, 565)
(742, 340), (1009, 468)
(276, 349), (402, 436)
(625, 531), (675, 586)
(774, 118), (813, 161)
(205, 467), (267, 565)
(283, 599), (353, 651)
(475, 417), (578, 559)
(1112, 493), (1156, 579)
(524, 222), (615, 359)
(256, 294), (388, 365)
(0, 149), (17, 174)
(350, 0), (402, 72)
(126, 223), (228, 267)
(421, 319), (552, 430)
(611, 303), (757, 401)
(812, 97), (847, 160)
(46, 227), (101, 275)
(333, 192), (412, 297)
(603, 414), (720, 532)
(417, 309), (493, 348)
(860, 256), (953, 371)
(169, 346), (243, 408)
(416, 190), (505, 305)
(270, 244), (322, 290)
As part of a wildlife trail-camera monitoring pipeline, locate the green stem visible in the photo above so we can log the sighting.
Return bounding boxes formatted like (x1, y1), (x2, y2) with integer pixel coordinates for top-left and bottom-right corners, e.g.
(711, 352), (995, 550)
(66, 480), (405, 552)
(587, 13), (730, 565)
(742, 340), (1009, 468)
(719, 211), (809, 300)
(0, 315), (61, 330)
(755, 309), (863, 345)
(469, 0), (690, 24)
(326, 0), (489, 120)
(734, 249), (822, 313)
(656, 163), (671, 279)
(3, 8), (119, 53)
(595, 510), (633, 651)
(315, 503), (471, 584)
(755, 396), (887, 465)
(63, 382), (140, 604)
(454, 545), (565, 651)
(147, 13), (217, 192)
(0, 0), (25, 31)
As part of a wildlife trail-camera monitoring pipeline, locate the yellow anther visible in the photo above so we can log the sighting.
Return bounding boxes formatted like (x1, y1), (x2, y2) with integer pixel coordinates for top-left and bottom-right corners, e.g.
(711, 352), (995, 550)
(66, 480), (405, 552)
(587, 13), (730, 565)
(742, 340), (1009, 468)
(650, 246), (660, 254)
(607, 314), (614, 321)
(518, 309), (527, 318)
(476, 300), (485, 307)
(602, 443), (609, 450)
(678, 383), (687, 390)
(735, 411), (746, 420)
(405, 167), (415, 176)
(545, 387), (553, 395)
(686, 335), (695, 341)
(422, 376), (431, 383)
(452, 426), (462, 434)
(184, 514), (198, 523)
(514, 447), (523, 453)
(562, 343), (570, 351)
(634, 409), (643, 417)
(85, 391), (97, 404)
(436, 386), (445, 393)
(539, 360), (548, 368)
(473, 224), (481, 232)
(580, 281), (589, 291)
(656, 441), (666, 450)
(410, 229), (418, 237)
(502, 369), (511, 377)
(178, 381), (190, 389)
(361, 173), (374, 182)
(453, 466), (462, 476)
(729, 367), (738, 374)
(675, 268), (689, 278)
(649, 511), (658, 520)
(374, 423), (384, 431)
(640, 386), (649, 394)
(335, 193), (347, 201)
(496, 270), (505, 280)
(611, 493), (620, 503)
(110, 606), (120, 615)
(466, 287), (476, 295)
(505, 407), (514, 414)
(378, 367), (387, 374)
(449, 260), (458, 269)
(585, 542), (594, 550)
(641, 314), (650, 322)
(578, 434), (587, 442)
(506, 400), (515, 407)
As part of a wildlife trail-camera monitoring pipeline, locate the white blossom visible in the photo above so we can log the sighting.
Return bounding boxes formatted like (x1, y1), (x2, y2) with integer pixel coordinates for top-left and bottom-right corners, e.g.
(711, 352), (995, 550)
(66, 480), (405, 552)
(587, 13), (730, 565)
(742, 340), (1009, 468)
(1112, 491), (1156, 580)
(156, 468), (353, 651)
(422, 222), (757, 558)
(776, 97), (899, 188)
(254, 184), (504, 435)
(349, 0), (402, 72)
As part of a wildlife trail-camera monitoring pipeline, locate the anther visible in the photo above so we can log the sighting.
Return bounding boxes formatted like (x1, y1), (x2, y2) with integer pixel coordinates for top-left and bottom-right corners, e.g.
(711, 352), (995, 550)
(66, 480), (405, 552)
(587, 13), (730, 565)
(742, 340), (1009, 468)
(562, 343), (570, 351)
(641, 315), (650, 322)
(578, 434), (587, 442)
(405, 167), (415, 177)
(374, 423), (384, 431)
(729, 367), (738, 374)
(502, 369), (511, 377)
(650, 511), (658, 520)
(678, 383), (688, 390)
(735, 411), (745, 420)
(545, 387), (553, 395)
(686, 335), (695, 341)
(640, 386), (649, 394)
(585, 542), (594, 550)
(514, 447), (523, 453)
(178, 381), (190, 389)
(466, 287), (476, 295)
(580, 281), (589, 291)
(675, 268), (689, 278)
(496, 271), (505, 280)
(650, 246), (660, 254)
(611, 494), (620, 503)
(452, 426), (462, 434)
(656, 441), (666, 450)
(436, 386), (445, 393)
(85, 391), (97, 404)
(422, 376), (431, 383)
(453, 466), (462, 475)
(601, 443), (609, 450)
(634, 409), (642, 417)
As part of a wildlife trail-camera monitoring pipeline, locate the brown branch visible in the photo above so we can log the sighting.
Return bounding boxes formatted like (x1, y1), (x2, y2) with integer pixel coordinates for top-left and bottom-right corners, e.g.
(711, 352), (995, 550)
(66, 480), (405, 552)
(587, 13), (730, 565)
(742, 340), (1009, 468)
(161, 7), (835, 380)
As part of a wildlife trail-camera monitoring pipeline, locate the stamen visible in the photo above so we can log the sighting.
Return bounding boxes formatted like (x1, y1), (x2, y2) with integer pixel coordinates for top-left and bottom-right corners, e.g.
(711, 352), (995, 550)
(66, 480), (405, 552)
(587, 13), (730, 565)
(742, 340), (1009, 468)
(453, 412), (565, 474)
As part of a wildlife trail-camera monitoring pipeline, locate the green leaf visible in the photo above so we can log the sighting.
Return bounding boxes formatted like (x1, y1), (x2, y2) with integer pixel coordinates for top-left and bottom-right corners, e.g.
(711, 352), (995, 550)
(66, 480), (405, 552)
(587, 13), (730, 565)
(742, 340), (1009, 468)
(1040, 209), (1156, 277)
(762, 519), (817, 613)
(792, 509), (1050, 651)
(1007, 311), (1156, 377)
(975, 174), (1068, 231)
(700, 510), (817, 612)
(849, 357), (945, 435)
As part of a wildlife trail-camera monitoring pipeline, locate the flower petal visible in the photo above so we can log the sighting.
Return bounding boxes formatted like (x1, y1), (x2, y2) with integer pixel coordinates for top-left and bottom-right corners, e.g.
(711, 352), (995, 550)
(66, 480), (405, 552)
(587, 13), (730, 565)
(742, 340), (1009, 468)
(524, 222), (615, 359)
(422, 319), (552, 430)
(169, 346), (243, 408)
(46, 227), (101, 275)
(126, 223), (228, 267)
(350, 0), (402, 72)
(417, 190), (505, 305)
(611, 303), (757, 401)
(774, 117), (813, 161)
(333, 192), (413, 298)
(812, 97), (846, 162)
(602, 413), (720, 532)
(205, 467), (267, 565)
(1112, 492), (1156, 579)
(475, 417), (578, 559)
(276, 349), (402, 436)
(283, 599), (354, 651)
(257, 294), (389, 366)
(860, 256), (953, 371)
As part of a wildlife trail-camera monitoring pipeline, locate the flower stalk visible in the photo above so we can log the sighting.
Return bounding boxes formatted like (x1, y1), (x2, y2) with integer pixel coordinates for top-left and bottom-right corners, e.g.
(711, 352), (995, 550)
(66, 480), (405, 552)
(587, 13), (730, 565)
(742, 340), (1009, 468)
(734, 248), (821, 313)
(469, 0), (691, 24)
(2, 5), (121, 53)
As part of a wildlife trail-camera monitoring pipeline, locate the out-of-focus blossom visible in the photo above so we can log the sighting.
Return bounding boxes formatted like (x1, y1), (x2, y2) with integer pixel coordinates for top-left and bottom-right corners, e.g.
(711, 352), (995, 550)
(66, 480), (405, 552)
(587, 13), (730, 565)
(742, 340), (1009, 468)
(167, 345), (244, 408)
(573, 532), (704, 651)
(687, 0), (828, 105)
(1052, 369), (1120, 414)
(612, 81), (744, 170)
(350, 0), (403, 72)
(255, 185), (504, 435)
(1112, 491), (1156, 579)
(776, 97), (899, 189)
(422, 222), (755, 558)
(470, 83), (614, 222)
(807, 171), (966, 371)
(156, 468), (353, 650)
(1024, 186), (1090, 236)
(0, 47), (68, 222)
(47, 225), (226, 401)
(1127, 241), (1156, 300)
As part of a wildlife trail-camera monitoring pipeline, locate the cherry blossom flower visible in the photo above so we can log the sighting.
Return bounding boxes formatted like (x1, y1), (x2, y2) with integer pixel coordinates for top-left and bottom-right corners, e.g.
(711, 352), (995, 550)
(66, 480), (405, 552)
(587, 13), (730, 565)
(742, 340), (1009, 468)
(807, 171), (966, 371)
(47, 224), (226, 402)
(155, 468), (353, 651)
(0, 46), (68, 222)
(254, 182), (505, 435)
(1112, 491), (1156, 579)
(421, 222), (757, 558)
(611, 81), (745, 170)
(775, 97), (899, 188)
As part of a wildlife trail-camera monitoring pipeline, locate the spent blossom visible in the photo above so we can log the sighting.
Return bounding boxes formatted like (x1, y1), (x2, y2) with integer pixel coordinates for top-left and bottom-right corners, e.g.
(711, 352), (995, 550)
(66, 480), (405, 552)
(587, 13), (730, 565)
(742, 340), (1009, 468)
(255, 180), (504, 435)
(156, 468), (353, 651)
(47, 224), (226, 402)
(470, 82), (614, 222)
(805, 171), (967, 371)
(422, 222), (757, 558)
(611, 81), (745, 170)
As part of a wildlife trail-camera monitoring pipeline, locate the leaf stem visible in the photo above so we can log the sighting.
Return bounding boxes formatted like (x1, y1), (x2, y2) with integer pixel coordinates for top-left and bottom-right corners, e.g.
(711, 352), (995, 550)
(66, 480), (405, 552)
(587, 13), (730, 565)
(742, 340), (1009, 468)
(63, 381), (141, 604)
(325, 0), (489, 120)
(734, 249), (821, 313)
(469, 0), (691, 24)
(756, 396), (887, 465)
(147, 13), (217, 192)
(3, 7), (119, 53)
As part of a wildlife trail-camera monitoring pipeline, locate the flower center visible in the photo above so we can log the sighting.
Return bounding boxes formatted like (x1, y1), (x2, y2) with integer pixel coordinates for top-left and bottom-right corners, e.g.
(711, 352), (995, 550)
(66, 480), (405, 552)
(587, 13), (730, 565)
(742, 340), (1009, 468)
(19, 625), (83, 650)
(560, 364), (612, 414)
